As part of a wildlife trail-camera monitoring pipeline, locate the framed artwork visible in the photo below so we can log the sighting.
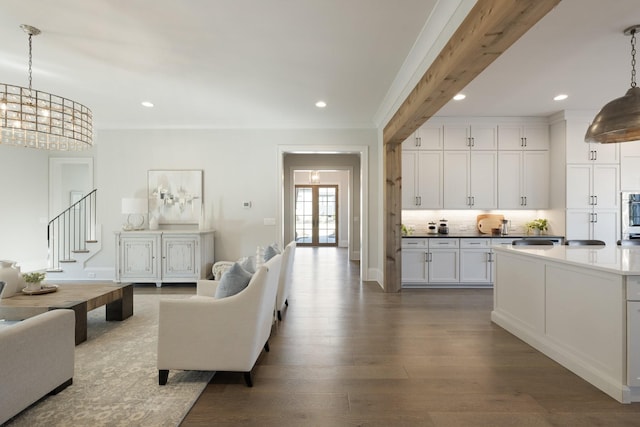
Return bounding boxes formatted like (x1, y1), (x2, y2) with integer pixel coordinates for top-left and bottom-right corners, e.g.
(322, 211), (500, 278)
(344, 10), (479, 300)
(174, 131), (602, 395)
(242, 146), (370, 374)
(148, 170), (203, 225)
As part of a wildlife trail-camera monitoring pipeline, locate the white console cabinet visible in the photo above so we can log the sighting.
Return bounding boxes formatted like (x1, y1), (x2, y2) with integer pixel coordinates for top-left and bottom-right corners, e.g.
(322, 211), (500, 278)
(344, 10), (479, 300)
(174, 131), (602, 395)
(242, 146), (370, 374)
(115, 230), (215, 287)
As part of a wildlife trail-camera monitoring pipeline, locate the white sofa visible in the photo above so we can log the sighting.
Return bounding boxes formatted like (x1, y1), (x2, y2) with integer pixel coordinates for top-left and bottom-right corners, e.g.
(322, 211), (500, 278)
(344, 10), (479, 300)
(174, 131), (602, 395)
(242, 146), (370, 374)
(0, 309), (75, 425)
(157, 253), (282, 387)
(276, 241), (296, 321)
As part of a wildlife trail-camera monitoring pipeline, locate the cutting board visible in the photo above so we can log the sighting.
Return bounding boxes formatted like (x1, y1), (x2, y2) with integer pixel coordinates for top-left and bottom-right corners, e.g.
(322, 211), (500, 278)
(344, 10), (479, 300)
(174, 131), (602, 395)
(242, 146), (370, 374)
(476, 214), (505, 234)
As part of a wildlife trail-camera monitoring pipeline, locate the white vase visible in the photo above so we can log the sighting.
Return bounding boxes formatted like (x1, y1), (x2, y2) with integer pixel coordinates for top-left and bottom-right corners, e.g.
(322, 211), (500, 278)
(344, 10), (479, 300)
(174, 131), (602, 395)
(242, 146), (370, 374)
(25, 281), (42, 292)
(0, 260), (24, 298)
(149, 216), (159, 230)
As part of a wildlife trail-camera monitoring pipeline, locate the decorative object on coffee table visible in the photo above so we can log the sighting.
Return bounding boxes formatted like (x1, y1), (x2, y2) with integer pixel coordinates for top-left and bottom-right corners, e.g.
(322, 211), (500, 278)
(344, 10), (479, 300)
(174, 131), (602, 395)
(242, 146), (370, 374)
(22, 271), (45, 292)
(0, 260), (23, 298)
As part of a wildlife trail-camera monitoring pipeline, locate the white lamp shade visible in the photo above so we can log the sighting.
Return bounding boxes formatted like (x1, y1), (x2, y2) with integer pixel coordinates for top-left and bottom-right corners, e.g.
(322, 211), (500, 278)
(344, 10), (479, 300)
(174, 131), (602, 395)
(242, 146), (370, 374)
(121, 198), (147, 214)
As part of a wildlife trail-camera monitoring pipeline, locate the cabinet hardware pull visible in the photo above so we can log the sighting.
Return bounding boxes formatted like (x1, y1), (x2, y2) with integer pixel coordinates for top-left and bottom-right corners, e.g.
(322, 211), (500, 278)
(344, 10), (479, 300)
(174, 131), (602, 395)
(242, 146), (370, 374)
(594, 195), (598, 205)
(471, 137), (475, 147)
(594, 212), (598, 223)
(523, 196), (527, 206)
(471, 196), (475, 206)
(594, 150), (597, 161)
(524, 137), (527, 147)
(416, 137), (421, 147)
(424, 252), (428, 262)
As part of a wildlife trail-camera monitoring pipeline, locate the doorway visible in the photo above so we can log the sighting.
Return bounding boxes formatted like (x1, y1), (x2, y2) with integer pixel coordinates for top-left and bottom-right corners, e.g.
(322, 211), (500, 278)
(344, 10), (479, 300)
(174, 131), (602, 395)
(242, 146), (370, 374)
(295, 185), (338, 246)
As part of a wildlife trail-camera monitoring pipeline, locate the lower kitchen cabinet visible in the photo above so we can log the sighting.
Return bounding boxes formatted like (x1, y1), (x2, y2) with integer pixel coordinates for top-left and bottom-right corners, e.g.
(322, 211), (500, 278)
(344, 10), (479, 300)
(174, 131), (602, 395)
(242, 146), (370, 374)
(401, 238), (458, 287)
(459, 238), (492, 284)
(401, 237), (562, 288)
(115, 229), (215, 287)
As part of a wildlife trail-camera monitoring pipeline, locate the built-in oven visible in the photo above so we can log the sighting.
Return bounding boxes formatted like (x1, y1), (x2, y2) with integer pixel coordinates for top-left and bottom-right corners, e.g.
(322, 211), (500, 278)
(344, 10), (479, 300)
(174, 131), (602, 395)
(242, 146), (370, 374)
(621, 192), (640, 239)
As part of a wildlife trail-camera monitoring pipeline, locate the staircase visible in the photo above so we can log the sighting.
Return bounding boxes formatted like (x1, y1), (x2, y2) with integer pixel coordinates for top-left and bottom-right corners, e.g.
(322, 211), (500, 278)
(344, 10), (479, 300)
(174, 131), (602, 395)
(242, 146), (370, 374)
(47, 189), (102, 278)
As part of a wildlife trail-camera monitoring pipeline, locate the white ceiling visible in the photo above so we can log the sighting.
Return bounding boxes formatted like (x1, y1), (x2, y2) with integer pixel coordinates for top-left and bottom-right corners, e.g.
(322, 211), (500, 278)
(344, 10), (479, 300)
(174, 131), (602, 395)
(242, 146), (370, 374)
(1, 0), (640, 131)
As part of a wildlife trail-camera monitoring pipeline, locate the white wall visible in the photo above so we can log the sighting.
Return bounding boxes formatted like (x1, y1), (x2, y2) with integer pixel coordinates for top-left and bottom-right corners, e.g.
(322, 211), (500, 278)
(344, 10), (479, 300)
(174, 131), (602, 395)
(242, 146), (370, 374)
(89, 128), (380, 281)
(0, 147), (53, 271)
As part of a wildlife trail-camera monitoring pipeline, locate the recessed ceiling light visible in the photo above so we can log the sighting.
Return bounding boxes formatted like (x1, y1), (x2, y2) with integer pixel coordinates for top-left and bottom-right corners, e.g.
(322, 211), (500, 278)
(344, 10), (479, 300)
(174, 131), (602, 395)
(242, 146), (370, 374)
(553, 94), (568, 101)
(315, 101), (327, 108)
(453, 93), (466, 101)
(141, 101), (154, 108)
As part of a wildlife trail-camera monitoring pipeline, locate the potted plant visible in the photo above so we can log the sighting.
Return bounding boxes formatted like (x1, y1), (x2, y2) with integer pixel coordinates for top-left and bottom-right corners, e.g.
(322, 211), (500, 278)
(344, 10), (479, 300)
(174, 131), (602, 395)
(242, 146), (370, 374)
(525, 218), (548, 235)
(23, 271), (46, 292)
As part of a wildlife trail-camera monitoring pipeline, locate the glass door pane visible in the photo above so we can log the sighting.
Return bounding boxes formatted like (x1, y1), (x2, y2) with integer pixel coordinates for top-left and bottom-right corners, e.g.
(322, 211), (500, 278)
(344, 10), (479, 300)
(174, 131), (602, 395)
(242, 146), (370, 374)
(318, 186), (337, 244)
(295, 187), (313, 244)
(295, 185), (338, 247)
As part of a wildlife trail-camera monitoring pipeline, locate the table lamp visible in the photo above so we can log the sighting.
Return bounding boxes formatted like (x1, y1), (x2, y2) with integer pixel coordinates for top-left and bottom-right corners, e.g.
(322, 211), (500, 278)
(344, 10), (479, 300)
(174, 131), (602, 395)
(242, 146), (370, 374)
(121, 198), (147, 230)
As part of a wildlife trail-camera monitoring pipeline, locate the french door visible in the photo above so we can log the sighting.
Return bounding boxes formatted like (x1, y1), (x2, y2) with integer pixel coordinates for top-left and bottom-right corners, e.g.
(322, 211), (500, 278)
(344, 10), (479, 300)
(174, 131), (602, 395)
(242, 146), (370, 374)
(295, 185), (338, 246)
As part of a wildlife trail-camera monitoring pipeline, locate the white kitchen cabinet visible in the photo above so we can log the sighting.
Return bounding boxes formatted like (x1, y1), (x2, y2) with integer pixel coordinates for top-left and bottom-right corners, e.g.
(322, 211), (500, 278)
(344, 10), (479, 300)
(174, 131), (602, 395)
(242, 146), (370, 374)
(565, 118), (619, 164)
(498, 150), (549, 209)
(628, 281), (640, 386)
(443, 151), (497, 209)
(620, 141), (640, 190)
(402, 238), (458, 287)
(401, 239), (428, 284)
(565, 209), (618, 246)
(498, 123), (549, 150)
(459, 238), (492, 284)
(427, 238), (459, 283)
(565, 163), (619, 246)
(115, 230), (215, 287)
(566, 164), (619, 210)
(402, 151), (443, 209)
(443, 123), (497, 150)
(401, 123), (443, 151)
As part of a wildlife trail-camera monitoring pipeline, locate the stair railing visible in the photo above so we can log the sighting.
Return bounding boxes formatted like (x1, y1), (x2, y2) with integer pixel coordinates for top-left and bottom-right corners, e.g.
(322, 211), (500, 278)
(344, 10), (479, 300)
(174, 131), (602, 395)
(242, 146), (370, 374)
(47, 189), (97, 272)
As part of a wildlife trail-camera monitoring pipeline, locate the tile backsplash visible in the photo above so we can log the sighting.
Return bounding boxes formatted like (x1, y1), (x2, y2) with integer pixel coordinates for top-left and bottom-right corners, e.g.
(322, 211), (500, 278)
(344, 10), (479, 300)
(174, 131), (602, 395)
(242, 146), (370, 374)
(402, 210), (554, 235)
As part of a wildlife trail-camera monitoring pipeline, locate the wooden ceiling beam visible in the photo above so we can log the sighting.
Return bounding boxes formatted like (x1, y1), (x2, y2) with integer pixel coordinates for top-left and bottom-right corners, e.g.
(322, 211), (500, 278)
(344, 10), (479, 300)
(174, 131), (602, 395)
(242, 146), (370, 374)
(383, 0), (562, 147)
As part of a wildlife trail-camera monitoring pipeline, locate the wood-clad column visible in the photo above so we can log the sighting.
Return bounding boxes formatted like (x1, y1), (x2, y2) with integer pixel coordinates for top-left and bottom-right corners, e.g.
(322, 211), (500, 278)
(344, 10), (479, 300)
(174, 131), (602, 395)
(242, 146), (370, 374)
(383, 140), (402, 293)
(382, 0), (561, 292)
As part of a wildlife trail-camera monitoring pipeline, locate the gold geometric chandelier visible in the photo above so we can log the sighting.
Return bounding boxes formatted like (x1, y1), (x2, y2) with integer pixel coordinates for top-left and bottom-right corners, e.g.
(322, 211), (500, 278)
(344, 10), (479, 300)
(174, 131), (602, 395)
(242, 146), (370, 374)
(0, 25), (93, 150)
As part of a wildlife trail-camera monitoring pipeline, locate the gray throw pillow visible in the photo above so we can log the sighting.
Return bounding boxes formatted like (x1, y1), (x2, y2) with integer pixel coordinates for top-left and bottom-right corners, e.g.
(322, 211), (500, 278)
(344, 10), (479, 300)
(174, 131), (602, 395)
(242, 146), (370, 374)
(264, 245), (279, 261)
(214, 263), (253, 299)
(238, 256), (256, 274)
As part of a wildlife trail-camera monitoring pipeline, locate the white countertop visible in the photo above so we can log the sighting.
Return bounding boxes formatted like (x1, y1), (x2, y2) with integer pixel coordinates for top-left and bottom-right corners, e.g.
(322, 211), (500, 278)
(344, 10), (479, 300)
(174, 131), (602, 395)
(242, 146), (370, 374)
(493, 245), (640, 276)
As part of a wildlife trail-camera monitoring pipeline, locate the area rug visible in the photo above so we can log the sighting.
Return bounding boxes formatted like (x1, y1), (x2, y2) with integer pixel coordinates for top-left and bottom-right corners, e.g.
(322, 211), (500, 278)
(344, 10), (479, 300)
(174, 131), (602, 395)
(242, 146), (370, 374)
(5, 294), (214, 427)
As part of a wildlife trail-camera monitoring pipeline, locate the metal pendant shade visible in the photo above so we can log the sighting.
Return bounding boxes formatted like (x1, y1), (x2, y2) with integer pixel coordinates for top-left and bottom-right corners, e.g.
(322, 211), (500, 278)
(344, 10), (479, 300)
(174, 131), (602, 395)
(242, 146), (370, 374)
(585, 25), (640, 144)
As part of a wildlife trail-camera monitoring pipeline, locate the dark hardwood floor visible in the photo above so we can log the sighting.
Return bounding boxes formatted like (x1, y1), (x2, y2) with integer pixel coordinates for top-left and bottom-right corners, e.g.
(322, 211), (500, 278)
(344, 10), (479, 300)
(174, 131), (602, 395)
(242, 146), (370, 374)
(147, 247), (640, 426)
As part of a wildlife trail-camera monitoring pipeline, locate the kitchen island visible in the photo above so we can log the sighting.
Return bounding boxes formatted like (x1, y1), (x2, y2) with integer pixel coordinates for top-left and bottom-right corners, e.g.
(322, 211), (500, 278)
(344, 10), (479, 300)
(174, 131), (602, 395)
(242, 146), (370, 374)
(492, 244), (640, 403)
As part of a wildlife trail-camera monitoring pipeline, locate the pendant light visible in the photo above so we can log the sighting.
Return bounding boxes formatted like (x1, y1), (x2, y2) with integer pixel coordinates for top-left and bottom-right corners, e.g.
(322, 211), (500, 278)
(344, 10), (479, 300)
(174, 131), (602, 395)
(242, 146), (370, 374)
(585, 25), (640, 144)
(0, 25), (93, 150)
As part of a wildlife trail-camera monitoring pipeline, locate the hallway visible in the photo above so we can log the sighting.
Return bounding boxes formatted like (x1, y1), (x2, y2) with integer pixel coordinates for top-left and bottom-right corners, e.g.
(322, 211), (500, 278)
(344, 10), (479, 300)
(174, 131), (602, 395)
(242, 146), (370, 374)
(181, 247), (640, 426)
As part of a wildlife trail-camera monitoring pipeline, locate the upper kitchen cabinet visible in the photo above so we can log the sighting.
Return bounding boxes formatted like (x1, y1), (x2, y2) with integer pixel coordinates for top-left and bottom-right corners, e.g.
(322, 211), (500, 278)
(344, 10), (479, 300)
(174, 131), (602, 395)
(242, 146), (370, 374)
(498, 123), (549, 150)
(402, 151), (443, 209)
(443, 123), (497, 150)
(565, 118), (619, 164)
(401, 123), (443, 151)
(498, 150), (549, 209)
(443, 150), (497, 209)
(620, 140), (640, 190)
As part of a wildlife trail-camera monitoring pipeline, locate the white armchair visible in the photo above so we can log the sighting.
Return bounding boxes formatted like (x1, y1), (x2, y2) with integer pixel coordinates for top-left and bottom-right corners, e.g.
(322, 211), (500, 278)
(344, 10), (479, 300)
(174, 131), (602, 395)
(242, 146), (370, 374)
(276, 241), (296, 321)
(157, 254), (282, 387)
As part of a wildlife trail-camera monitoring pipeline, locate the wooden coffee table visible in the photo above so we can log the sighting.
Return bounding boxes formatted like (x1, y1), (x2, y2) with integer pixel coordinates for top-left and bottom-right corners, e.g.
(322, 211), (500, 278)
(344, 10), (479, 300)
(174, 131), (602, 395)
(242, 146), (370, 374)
(0, 283), (133, 345)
